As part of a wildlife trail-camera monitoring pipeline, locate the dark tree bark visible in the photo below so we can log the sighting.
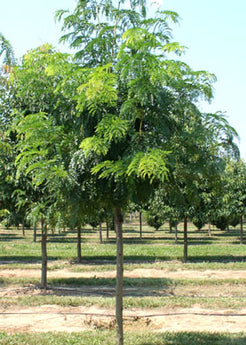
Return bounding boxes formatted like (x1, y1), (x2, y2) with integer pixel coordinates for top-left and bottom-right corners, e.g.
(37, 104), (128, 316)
(99, 222), (103, 244)
(175, 223), (178, 244)
(33, 224), (37, 242)
(22, 218), (25, 237)
(139, 211), (142, 240)
(41, 220), (47, 289)
(183, 216), (188, 263)
(114, 206), (124, 345)
(106, 222), (109, 240)
(240, 215), (244, 244)
(77, 225), (82, 263)
(208, 220), (212, 237)
(169, 220), (172, 233)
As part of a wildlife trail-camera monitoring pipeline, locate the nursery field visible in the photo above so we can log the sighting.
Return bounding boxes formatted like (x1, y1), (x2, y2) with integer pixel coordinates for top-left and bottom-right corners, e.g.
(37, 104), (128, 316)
(0, 222), (246, 344)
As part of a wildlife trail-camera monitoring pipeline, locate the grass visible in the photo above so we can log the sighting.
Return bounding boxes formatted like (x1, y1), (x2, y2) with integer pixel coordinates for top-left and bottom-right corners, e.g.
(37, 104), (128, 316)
(0, 331), (246, 345)
(1, 232), (246, 264)
(2, 291), (246, 310)
(1, 223), (246, 341)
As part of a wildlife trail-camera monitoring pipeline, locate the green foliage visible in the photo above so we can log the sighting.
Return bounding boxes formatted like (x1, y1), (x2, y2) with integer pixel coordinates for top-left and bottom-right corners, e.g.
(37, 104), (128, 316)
(126, 150), (170, 183)
(95, 114), (129, 143)
(13, 112), (67, 186)
(0, 0), (241, 246)
(145, 211), (164, 230)
(0, 32), (15, 65)
(77, 64), (117, 113)
(80, 136), (110, 156)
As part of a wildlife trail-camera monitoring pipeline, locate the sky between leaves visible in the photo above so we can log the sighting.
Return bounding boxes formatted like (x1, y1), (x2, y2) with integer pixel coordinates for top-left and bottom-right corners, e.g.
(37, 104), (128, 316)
(1, 0), (245, 160)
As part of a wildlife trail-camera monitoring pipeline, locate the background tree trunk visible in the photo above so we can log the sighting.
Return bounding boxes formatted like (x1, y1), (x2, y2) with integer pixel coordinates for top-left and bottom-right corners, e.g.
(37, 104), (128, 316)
(99, 222), (103, 244)
(41, 220), (47, 289)
(33, 224), (37, 242)
(139, 211), (142, 240)
(22, 217), (25, 237)
(208, 221), (212, 237)
(114, 207), (124, 345)
(106, 222), (109, 240)
(175, 223), (178, 244)
(183, 216), (188, 263)
(77, 225), (82, 263)
(169, 220), (172, 233)
(240, 215), (244, 244)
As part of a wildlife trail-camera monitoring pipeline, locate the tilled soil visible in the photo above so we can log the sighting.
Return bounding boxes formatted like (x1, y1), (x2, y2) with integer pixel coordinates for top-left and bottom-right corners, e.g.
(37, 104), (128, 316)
(1, 305), (246, 333)
(1, 267), (246, 333)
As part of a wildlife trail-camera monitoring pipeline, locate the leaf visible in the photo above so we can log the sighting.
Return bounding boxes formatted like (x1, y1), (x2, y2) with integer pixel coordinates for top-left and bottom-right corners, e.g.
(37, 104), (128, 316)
(77, 64), (117, 114)
(96, 114), (129, 143)
(80, 136), (110, 156)
(162, 42), (187, 56)
(91, 160), (126, 179)
(127, 149), (170, 183)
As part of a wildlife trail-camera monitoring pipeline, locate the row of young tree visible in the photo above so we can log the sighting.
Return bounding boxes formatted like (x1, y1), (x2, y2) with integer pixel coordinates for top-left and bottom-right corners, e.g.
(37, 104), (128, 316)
(146, 157), (246, 236)
(0, 1), (245, 344)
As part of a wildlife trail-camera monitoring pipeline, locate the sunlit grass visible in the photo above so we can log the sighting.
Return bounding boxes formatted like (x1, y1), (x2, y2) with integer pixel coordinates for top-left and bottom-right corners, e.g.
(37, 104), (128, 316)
(0, 331), (246, 345)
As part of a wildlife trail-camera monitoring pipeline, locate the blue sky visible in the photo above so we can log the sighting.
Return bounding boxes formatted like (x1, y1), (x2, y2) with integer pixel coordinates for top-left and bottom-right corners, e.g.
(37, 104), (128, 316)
(1, 0), (245, 160)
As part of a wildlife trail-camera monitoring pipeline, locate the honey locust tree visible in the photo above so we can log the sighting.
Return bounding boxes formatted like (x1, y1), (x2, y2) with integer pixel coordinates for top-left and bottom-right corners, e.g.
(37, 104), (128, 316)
(220, 159), (246, 242)
(0, 32), (15, 67)
(157, 109), (239, 261)
(57, 1), (223, 343)
(8, 46), (83, 287)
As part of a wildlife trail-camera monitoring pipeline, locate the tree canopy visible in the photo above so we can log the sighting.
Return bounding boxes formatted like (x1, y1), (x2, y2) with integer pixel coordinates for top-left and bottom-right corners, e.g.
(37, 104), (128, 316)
(0, 2), (243, 344)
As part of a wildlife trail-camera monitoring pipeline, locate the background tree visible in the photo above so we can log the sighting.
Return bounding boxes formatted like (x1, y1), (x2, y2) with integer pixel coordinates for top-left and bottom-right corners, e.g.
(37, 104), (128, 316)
(0, 32), (15, 67)
(221, 159), (246, 242)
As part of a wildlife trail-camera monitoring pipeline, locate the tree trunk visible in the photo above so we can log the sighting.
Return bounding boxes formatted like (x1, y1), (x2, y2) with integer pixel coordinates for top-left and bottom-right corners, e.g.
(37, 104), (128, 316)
(175, 223), (178, 244)
(22, 218), (25, 237)
(77, 225), (82, 263)
(99, 222), (103, 244)
(208, 220), (212, 237)
(240, 215), (244, 244)
(33, 224), (37, 242)
(114, 207), (124, 345)
(106, 222), (109, 240)
(41, 220), (47, 289)
(139, 211), (142, 240)
(183, 216), (188, 263)
(169, 220), (172, 233)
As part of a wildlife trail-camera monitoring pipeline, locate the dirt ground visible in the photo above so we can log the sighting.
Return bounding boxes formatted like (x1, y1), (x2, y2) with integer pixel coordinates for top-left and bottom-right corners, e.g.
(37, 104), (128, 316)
(1, 267), (246, 333)
(1, 304), (246, 334)
(1, 267), (246, 280)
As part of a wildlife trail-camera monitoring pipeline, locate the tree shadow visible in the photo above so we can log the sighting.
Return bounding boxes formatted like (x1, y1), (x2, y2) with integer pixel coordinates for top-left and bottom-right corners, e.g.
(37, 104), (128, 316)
(32, 277), (175, 297)
(190, 255), (246, 263)
(0, 234), (24, 241)
(0, 256), (60, 263)
(48, 276), (173, 288)
(0, 252), (245, 265)
(136, 332), (246, 345)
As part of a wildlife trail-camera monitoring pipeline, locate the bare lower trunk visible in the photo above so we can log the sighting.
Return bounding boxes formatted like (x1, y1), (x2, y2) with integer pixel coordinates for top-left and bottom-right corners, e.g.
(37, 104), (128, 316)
(114, 207), (124, 345)
(33, 224), (37, 242)
(240, 215), (244, 244)
(22, 219), (25, 237)
(139, 211), (142, 240)
(183, 216), (188, 263)
(175, 223), (178, 244)
(106, 222), (109, 240)
(99, 222), (103, 244)
(169, 220), (172, 233)
(208, 221), (212, 237)
(41, 220), (47, 289)
(77, 225), (82, 263)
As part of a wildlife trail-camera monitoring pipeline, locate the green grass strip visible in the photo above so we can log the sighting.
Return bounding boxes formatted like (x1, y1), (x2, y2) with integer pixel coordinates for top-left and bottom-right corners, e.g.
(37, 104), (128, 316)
(0, 331), (246, 345)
